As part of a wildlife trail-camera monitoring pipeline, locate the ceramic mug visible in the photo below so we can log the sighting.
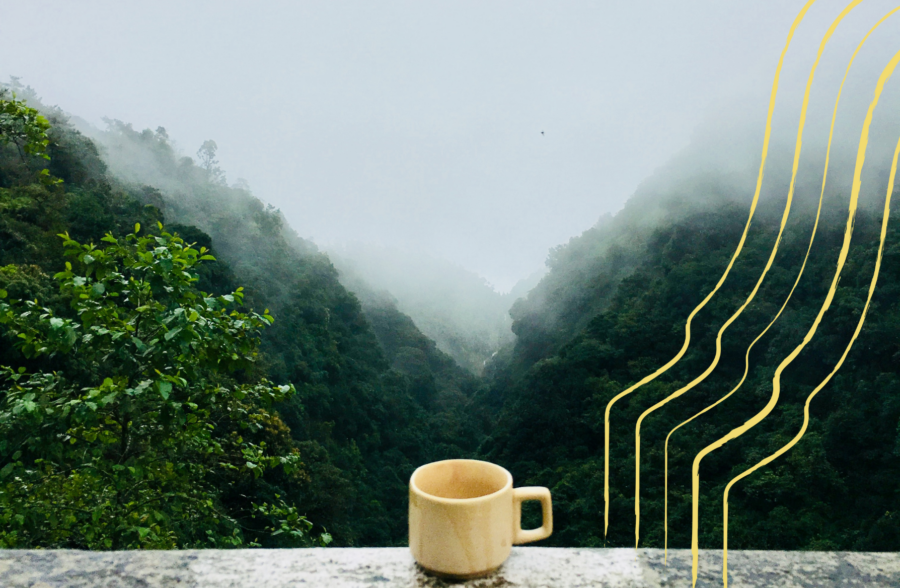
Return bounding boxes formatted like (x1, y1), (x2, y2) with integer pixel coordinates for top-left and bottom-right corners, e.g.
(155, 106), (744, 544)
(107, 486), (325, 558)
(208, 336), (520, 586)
(408, 459), (552, 579)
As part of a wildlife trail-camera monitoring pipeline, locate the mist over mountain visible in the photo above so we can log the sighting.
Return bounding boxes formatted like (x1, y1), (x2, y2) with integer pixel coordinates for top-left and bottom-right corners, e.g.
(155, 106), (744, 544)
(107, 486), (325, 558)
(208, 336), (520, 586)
(0, 80), (488, 548)
(3, 27), (900, 554)
(72, 112), (530, 377)
(474, 108), (900, 549)
(327, 243), (517, 374)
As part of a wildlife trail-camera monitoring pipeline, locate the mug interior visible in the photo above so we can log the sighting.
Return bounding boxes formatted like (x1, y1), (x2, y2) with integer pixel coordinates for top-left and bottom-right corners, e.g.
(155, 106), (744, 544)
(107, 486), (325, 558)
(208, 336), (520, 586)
(412, 459), (510, 500)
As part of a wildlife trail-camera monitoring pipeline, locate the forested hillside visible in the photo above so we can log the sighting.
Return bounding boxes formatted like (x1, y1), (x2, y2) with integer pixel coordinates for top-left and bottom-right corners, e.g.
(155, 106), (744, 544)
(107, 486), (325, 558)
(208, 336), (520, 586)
(493, 170), (765, 383)
(2, 81), (898, 553)
(0, 83), (484, 548)
(480, 195), (900, 551)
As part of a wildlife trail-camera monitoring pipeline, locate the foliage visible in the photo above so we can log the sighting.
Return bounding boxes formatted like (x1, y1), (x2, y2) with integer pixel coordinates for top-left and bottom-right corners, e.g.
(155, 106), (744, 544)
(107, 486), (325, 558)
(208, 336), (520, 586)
(482, 202), (900, 551)
(0, 87), (483, 548)
(0, 94), (50, 161)
(83, 112), (488, 545)
(6, 81), (896, 554)
(0, 90), (60, 185)
(0, 226), (328, 548)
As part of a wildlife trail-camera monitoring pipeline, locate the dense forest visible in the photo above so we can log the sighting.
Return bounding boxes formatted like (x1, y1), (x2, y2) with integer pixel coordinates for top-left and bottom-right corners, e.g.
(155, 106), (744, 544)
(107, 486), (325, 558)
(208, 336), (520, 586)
(1, 81), (898, 552)
(485, 199), (900, 551)
(0, 82), (483, 548)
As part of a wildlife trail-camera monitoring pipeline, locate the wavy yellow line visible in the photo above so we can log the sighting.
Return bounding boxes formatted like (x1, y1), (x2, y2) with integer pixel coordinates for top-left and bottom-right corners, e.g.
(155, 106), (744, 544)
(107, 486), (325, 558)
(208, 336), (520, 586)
(662, 4), (900, 564)
(691, 47), (900, 588)
(722, 134), (900, 586)
(602, 0), (819, 538)
(631, 0), (864, 552)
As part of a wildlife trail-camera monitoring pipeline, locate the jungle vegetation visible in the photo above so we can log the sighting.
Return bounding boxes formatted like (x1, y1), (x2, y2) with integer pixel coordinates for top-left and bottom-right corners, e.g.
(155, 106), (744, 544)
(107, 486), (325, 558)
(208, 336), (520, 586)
(1, 83), (897, 551)
(0, 84), (481, 548)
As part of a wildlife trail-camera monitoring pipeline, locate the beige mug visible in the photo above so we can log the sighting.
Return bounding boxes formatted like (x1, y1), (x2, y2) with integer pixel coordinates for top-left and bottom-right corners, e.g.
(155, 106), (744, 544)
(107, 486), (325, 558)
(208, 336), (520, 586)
(408, 459), (552, 579)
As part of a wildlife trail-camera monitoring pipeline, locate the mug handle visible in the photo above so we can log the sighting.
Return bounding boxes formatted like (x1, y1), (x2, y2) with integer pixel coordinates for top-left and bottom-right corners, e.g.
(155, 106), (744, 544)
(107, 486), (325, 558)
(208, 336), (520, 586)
(513, 487), (553, 544)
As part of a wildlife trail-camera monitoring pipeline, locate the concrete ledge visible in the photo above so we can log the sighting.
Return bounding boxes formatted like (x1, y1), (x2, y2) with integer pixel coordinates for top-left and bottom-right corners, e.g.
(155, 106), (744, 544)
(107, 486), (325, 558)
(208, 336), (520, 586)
(1, 548), (899, 587)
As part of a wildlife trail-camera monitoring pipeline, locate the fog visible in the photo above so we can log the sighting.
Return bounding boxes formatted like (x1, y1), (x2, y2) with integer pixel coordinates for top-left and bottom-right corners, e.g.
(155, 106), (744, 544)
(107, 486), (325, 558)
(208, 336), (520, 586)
(328, 242), (528, 373)
(3, 1), (900, 292)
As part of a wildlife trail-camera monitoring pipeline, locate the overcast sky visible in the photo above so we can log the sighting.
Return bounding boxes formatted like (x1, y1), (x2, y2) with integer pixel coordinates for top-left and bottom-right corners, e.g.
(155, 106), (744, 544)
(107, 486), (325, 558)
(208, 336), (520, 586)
(3, 1), (900, 291)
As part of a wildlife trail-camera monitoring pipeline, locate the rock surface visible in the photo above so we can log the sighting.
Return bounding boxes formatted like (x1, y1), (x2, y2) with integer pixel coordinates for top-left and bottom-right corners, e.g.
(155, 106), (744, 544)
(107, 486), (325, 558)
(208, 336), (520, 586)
(1, 548), (899, 587)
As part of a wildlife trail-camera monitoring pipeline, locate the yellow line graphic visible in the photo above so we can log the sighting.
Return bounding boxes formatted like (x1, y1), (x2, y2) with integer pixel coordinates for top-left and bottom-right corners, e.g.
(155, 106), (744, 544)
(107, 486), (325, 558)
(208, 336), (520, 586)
(689, 47), (900, 588)
(631, 0), (864, 551)
(662, 4), (900, 563)
(602, 0), (819, 538)
(721, 135), (900, 586)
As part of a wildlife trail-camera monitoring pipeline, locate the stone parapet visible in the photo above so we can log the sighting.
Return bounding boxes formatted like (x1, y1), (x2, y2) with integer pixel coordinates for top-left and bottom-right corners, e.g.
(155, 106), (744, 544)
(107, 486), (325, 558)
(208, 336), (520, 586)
(2, 547), (899, 587)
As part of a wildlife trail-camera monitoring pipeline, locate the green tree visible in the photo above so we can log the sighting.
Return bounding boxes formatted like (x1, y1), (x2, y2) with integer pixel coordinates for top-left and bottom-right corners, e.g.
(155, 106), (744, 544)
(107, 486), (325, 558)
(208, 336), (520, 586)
(0, 92), (59, 185)
(0, 224), (328, 549)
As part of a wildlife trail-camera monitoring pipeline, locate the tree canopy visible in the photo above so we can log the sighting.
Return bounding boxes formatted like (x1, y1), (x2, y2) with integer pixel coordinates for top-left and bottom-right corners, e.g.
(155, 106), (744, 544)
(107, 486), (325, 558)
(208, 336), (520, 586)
(2, 84), (897, 552)
(0, 225), (330, 548)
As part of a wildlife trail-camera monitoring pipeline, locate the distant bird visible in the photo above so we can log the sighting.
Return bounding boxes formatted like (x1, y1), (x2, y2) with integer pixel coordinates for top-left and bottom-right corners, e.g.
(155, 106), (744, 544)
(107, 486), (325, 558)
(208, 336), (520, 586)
(541, 131), (544, 135)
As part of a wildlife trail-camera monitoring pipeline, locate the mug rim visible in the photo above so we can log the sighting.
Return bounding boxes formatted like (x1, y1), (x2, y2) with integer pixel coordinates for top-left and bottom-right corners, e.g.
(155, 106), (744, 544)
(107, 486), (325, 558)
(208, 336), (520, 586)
(410, 459), (512, 504)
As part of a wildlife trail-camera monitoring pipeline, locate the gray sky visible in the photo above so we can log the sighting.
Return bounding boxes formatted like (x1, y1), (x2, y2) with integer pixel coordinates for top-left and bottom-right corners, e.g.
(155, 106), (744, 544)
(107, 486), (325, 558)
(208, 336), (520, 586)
(3, 1), (900, 291)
